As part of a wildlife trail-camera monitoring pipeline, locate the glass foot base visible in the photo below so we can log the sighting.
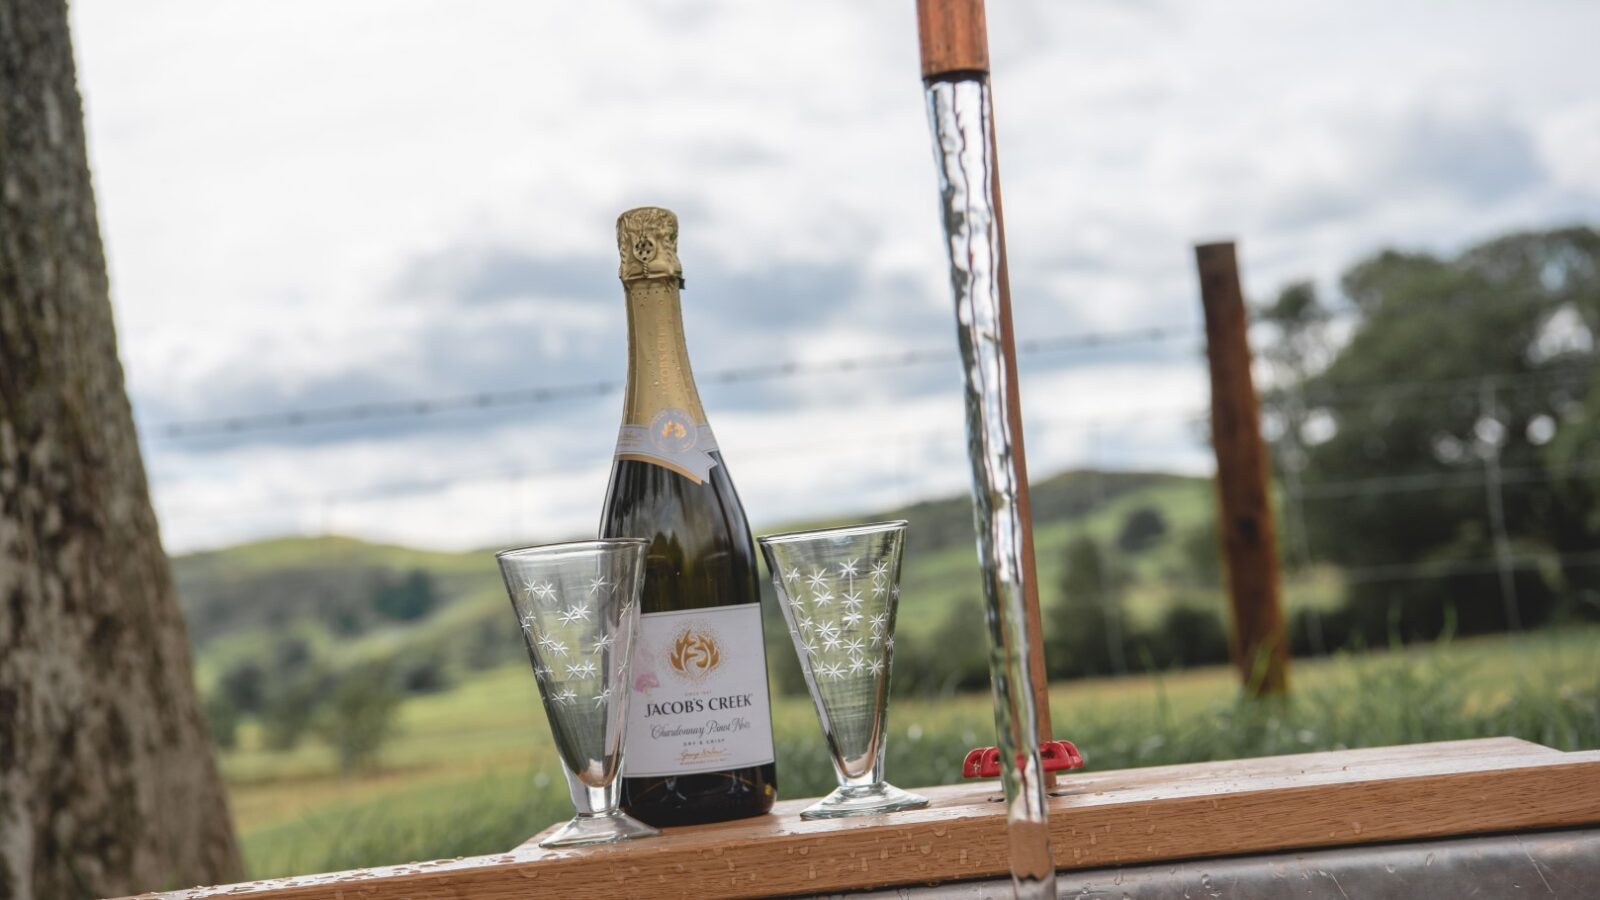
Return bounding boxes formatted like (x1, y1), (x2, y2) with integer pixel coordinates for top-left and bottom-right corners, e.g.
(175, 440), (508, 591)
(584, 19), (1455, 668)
(800, 782), (931, 820)
(539, 810), (661, 848)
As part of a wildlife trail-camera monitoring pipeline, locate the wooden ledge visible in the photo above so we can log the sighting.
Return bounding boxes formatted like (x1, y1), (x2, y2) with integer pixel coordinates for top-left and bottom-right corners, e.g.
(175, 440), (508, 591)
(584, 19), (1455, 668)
(126, 738), (1600, 900)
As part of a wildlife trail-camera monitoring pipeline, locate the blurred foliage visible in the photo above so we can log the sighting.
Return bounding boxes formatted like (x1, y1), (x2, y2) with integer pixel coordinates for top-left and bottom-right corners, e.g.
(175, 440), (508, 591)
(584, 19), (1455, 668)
(1265, 227), (1600, 641)
(373, 571), (439, 623)
(260, 669), (329, 753)
(315, 665), (402, 775)
(1179, 518), (1223, 590)
(1048, 535), (1127, 678)
(217, 660), (268, 715)
(204, 693), (240, 751)
(1116, 505), (1169, 554)
(893, 596), (990, 696)
(1139, 602), (1231, 669)
(395, 650), (454, 695)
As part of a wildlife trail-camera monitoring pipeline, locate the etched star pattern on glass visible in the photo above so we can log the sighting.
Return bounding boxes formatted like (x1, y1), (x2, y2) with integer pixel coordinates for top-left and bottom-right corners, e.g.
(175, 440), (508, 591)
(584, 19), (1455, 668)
(496, 539), (660, 847)
(758, 521), (929, 819)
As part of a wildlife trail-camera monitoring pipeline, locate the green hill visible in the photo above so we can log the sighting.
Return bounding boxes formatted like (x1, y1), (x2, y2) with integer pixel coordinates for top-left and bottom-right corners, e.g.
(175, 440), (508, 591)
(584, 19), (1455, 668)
(176, 468), (1280, 690)
(888, 469), (1215, 632)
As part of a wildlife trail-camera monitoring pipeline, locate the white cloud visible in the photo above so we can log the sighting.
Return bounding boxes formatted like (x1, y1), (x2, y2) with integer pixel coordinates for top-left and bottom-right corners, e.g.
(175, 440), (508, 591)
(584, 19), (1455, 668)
(68, 0), (1599, 552)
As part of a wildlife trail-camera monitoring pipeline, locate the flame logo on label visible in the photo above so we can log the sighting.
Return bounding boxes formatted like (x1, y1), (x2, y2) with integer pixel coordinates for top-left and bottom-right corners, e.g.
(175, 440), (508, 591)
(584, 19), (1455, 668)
(648, 408), (698, 453)
(667, 627), (722, 681)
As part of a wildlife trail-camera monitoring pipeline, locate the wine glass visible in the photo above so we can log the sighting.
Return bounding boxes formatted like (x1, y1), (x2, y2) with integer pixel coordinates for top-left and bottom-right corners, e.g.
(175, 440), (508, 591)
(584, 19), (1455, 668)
(758, 521), (929, 819)
(496, 539), (661, 847)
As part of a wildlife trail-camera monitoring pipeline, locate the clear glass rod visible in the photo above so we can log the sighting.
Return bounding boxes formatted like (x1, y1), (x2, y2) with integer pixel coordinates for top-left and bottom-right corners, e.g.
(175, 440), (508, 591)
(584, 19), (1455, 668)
(924, 75), (1056, 898)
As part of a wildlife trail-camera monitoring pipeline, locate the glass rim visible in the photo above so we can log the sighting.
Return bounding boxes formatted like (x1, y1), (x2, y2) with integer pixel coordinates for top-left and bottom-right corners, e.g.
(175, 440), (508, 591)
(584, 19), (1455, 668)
(757, 519), (908, 546)
(495, 537), (647, 562)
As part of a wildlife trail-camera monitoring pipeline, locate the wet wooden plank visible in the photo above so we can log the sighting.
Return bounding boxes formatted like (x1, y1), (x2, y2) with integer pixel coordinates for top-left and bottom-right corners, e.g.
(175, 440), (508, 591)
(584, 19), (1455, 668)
(124, 738), (1600, 900)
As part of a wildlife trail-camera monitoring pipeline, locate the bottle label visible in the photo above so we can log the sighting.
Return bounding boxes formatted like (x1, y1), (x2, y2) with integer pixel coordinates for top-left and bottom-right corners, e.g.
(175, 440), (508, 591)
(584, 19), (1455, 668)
(623, 604), (775, 778)
(615, 407), (721, 483)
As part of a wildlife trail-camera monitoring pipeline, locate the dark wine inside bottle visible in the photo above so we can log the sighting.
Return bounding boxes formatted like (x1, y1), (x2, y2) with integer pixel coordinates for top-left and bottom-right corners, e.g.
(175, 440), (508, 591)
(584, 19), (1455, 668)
(602, 454), (777, 825)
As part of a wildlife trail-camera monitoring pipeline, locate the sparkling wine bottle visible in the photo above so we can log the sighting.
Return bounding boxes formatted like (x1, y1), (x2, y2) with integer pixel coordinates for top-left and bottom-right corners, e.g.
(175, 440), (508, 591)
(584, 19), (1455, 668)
(600, 207), (777, 826)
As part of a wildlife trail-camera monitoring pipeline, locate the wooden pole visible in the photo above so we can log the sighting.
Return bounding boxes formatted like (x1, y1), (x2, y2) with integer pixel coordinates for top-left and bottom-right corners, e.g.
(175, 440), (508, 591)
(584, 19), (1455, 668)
(1195, 241), (1290, 696)
(915, 0), (989, 78)
(916, 0), (1056, 760)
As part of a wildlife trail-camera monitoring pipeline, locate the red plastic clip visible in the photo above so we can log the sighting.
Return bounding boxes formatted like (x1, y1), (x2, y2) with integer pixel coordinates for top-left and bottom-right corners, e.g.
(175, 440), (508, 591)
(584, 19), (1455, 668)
(962, 739), (1084, 779)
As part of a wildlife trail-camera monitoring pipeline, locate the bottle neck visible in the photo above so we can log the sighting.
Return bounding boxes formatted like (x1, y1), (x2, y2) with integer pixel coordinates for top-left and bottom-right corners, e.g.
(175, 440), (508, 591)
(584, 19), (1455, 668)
(622, 278), (707, 426)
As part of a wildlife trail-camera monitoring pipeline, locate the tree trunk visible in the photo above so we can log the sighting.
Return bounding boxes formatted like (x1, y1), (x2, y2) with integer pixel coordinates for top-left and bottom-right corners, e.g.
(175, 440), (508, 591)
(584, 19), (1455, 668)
(0, 1), (244, 897)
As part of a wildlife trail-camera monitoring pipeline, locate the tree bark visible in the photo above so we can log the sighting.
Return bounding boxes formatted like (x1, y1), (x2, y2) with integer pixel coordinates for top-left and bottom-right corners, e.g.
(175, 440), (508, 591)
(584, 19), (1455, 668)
(0, 1), (244, 897)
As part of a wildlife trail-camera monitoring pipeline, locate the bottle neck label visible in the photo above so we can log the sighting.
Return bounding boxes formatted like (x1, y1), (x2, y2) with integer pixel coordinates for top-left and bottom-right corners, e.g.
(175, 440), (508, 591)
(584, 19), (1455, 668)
(623, 603), (775, 778)
(615, 408), (721, 484)
(619, 279), (719, 482)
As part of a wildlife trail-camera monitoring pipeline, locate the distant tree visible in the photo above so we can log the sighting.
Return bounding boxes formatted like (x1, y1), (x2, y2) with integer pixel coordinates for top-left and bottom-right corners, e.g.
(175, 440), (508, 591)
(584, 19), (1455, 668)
(1256, 280), (1334, 575)
(0, 2), (241, 894)
(1047, 536), (1127, 678)
(374, 569), (438, 622)
(928, 597), (990, 692)
(889, 597), (988, 697)
(1285, 228), (1600, 638)
(260, 667), (329, 752)
(271, 635), (314, 674)
(218, 660), (269, 714)
(315, 666), (402, 775)
(1136, 602), (1231, 669)
(884, 622), (929, 698)
(465, 614), (519, 670)
(1180, 520), (1224, 589)
(1115, 505), (1169, 553)
(329, 605), (365, 637)
(204, 694), (241, 752)
(396, 650), (452, 694)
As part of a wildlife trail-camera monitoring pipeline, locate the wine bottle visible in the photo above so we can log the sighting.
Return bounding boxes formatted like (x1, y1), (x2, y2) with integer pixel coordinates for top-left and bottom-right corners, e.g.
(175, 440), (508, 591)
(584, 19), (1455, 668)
(601, 207), (777, 826)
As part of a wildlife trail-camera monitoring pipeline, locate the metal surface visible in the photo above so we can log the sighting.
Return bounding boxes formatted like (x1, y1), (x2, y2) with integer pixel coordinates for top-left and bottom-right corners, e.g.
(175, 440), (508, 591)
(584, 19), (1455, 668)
(802, 828), (1600, 899)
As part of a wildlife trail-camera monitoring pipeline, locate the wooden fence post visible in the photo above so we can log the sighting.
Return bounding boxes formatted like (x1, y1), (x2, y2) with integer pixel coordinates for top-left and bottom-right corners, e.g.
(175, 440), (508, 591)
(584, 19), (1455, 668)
(1195, 241), (1290, 696)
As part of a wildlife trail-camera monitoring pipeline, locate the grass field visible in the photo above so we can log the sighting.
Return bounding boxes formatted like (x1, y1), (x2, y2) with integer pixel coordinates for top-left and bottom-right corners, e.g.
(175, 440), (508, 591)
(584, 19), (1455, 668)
(226, 626), (1600, 879)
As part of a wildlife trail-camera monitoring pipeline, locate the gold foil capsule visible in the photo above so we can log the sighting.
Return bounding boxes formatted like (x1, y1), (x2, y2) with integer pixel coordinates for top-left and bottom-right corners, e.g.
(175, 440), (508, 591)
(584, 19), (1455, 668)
(617, 207), (684, 286)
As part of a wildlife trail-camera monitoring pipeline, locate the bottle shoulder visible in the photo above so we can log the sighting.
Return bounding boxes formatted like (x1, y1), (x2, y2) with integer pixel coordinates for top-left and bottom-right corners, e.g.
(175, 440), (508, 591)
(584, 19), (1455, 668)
(601, 455), (759, 613)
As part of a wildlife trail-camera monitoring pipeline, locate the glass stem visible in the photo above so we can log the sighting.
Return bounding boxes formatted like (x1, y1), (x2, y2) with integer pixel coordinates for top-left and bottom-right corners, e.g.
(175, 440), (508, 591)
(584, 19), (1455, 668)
(834, 752), (886, 791)
(566, 773), (620, 816)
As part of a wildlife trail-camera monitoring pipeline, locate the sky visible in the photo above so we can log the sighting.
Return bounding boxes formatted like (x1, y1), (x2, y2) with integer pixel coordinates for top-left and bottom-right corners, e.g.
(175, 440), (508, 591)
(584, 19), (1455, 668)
(68, 0), (1599, 554)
